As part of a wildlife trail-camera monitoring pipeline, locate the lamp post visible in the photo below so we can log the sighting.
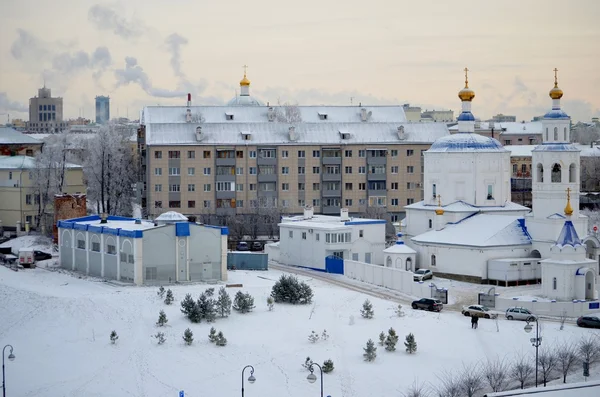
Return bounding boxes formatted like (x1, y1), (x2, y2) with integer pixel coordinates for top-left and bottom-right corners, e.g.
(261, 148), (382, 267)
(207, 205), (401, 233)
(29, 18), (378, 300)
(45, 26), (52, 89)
(2, 345), (16, 397)
(307, 362), (324, 397)
(241, 365), (256, 397)
(524, 319), (541, 387)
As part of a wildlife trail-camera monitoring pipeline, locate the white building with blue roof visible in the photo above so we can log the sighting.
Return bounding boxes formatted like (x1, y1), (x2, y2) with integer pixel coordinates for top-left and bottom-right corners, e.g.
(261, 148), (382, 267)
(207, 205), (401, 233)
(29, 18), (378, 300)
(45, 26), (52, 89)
(57, 212), (228, 285)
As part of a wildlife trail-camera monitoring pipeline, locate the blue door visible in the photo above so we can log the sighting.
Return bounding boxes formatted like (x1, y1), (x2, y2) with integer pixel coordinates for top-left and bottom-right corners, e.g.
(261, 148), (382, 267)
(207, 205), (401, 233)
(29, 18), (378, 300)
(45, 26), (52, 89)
(325, 255), (344, 274)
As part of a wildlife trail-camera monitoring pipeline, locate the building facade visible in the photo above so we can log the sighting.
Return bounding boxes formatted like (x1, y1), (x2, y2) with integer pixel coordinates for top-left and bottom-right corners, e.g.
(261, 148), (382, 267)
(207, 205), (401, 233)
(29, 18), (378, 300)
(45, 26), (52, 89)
(26, 86), (68, 133)
(490, 114), (517, 123)
(0, 127), (43, 156)
(137, 73), (450, 225)
(57, 213), (229, 285)
(95, 96), (110, 124)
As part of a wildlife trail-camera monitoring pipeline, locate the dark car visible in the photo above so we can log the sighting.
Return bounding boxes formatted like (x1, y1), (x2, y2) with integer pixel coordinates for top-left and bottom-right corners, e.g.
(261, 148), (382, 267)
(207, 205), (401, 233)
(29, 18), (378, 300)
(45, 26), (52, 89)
(250, 242), (264, 251)
(411, 298), (443, 312)
(34, 251), (52, 261)
(577, 315), (600, 329)
(236, 242), (249, 251)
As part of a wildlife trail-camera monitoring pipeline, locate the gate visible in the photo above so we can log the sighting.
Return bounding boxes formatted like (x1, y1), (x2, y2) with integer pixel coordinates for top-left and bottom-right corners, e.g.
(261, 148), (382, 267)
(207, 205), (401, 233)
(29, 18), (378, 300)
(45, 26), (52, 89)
(325, 255), (344, 274)
(430, 282), (448, 304)
(478, 287), (496, 308)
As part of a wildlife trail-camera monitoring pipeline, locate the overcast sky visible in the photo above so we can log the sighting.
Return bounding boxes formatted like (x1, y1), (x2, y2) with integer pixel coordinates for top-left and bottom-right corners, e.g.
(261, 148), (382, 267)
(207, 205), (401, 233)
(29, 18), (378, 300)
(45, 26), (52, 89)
(0, 0), (599, 122)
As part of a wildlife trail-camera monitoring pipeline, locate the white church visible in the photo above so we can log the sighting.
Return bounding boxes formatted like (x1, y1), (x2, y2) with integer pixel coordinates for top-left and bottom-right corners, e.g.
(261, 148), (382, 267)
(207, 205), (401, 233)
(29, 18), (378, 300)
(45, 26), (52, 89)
(402, 69), (599, 302)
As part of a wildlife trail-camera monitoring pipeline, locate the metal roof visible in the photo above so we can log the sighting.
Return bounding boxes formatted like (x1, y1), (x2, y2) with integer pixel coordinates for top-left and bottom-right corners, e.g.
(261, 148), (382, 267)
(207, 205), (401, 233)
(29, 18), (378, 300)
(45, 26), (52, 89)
(0, 127), (44, 145)
(428, 133), (506, 153)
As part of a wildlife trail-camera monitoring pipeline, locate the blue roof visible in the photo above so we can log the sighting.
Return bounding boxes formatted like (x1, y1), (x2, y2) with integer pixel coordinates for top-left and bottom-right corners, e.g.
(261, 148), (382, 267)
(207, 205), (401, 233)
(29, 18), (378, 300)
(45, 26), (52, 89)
(532, 143), (580, 152)
(543, 109), (570, 119)
(457, 111), (475, 122)
(555, 220), (582, 247)
(428, 133), (506, 153)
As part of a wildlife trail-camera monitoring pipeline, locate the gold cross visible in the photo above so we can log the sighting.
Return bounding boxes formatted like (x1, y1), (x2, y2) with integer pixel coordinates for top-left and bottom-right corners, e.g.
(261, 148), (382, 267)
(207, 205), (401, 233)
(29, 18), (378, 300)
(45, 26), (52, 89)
(464, 67), (469, 87)
(243, 64), (248, 76)
(566, 187), (571, 200)
(437, 195), (442, 207)
(553, 68), (558, 86)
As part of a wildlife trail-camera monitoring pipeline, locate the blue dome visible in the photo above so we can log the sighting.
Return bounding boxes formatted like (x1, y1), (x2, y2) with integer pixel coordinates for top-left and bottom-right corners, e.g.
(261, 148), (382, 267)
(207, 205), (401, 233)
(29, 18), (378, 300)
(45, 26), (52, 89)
(428, 133), (506, 153)
(532, 143), (579, 152)
(543, 109), (569, 119)
(457, 111), (475, 121)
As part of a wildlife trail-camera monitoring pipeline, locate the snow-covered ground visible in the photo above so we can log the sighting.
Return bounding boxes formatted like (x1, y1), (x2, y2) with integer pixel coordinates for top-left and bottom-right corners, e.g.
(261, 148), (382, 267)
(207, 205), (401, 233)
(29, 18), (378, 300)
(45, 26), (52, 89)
(0, 235), (54, 255)
(1, 264), (599, 397)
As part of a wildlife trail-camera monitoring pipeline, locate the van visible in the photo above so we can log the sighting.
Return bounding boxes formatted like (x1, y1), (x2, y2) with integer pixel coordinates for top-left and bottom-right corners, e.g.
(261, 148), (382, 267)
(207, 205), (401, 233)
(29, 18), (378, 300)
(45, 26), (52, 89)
(18, 248), (35, 268)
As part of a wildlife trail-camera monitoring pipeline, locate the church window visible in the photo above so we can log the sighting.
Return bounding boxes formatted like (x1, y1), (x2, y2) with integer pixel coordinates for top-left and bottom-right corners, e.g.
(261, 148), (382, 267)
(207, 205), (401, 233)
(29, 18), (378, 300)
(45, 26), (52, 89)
(512, 164), (517, 174)
(553, 127), (558, 141)
(551, 163), (561, 183)
(536, 164), (544, 183)
(428, 219), (432, 229)
(569, 163), (576, 183)
(432, 183), (437, 198)
(487, 185), (494, 200)
(431, 255), (436, 267)
(553, 277), (557, 290)
(406, 257), (413, 271)
(563, 127), (567, 141)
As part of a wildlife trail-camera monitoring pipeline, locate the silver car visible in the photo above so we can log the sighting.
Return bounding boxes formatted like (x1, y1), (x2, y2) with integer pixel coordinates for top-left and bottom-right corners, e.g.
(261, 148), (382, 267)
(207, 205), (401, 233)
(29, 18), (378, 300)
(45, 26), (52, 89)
(505, 307), (537, 321)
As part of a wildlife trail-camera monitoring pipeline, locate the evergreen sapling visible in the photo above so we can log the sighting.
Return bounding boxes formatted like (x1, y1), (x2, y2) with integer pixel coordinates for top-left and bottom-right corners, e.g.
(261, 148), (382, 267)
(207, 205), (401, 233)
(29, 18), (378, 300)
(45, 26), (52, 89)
(321, 329), (329, 341)
(394, 304), (406, 317)
(378, 331), (386, 346)
(404, 333), (417, 354)
(363, 339), (377, 362)
(322, 359), (334, 373)
(180, 293), (196, 316)
(164, 289), (174, 305)
(205, 287), (215, 297)
(308, 331), (320, 343)
(233, 291), (255, 313)
(183, 328), (194, 345)
(215, 331), (227, 346)
(216, 287), (232, 317)
(197, 291), (217, 322)
(156, 310), (168, 327)
(360, 299), (374, 319)
(385, 327), (399, 352)
(208, 327), (218, 343)
(157, 286), (165, 298)
(110, 330), (118, 344)
(154, 332), (166, 345)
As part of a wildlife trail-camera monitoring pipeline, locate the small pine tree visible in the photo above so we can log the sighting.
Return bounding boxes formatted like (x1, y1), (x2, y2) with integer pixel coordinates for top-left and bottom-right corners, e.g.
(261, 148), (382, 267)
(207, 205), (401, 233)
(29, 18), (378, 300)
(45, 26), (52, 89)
(205, 287), (215, 297)
(378, 331), (386, 346)
(385, 327), (399, 352)
(188, 302), (202, 323)
(404, 333), (417, 354)
(216, 287), (232, 317)
(164, 289), (174, 305)
(197, 292), (217, 322)
(233, 291), (255, 314)
(183, 328), (194, 345)
(394, 303), (405, 317)
(157, 286), (165, 298)
(302, 357), (313, 370)
(215, 331), (227, 346)
(308, 331), (320, 343)
(267, 296), (275, 311)
(321, 329), (329, 341)
(363, 339), (377, 362)
(208, 327), (218, 343)
(110, 330), (118, 344)
(156, 310), (168, 327)
(271, 274), (313, 304)
(360, 299), (374, 319)
(322, 359), (334, 373)
(180, 293), (196, 316)
(154, 332), (166, 345)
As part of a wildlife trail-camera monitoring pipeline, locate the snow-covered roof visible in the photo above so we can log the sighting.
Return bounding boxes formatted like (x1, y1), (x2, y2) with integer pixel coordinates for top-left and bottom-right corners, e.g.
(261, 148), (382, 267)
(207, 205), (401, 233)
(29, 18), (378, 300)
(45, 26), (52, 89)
(411, 214), (532, 248)
(383, 241), (416, 254)
(145, 122), (448, 146)
(76, 218), (156, 231)
(154, 211), (189, 222)
(505, 145), (536, 157)
(580, 145), (600, 157)
(226, 95), (265, 107)
(448, 121), (543, 135)
(555, 220), (582, 247)
(532, 143), (580, 152)
(0, 127), (44, 145)
(405, 200), (530, 213)
(0, 155), (82, 170)
(279, 213), (386, 230)
(427, 133), (506, 153)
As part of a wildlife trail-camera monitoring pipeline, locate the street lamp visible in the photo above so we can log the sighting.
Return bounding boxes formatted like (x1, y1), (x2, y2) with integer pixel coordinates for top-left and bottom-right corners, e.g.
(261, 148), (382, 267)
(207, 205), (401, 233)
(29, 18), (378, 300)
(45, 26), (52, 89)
(307, 362), (324, 397)
(2, 345), (16, 397)
(241, 365), (256, 397)
(524, 319), (542, 387)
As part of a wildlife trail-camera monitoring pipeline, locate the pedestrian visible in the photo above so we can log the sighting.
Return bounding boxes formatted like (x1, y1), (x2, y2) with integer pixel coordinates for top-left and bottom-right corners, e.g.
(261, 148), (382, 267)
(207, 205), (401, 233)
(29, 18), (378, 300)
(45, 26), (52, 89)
(473, 315), (479, 329)
(471, 315), (477, 329)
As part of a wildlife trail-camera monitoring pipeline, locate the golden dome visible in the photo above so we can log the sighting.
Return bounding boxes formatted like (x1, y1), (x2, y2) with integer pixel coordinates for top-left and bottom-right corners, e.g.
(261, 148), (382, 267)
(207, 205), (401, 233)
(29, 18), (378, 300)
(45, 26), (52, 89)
(549, 67), (563, 99)
(564, 188), (573, 216)
(240, 74), (250, 87)
(458, 67), (475, 102)
(435, 195), (444, 216)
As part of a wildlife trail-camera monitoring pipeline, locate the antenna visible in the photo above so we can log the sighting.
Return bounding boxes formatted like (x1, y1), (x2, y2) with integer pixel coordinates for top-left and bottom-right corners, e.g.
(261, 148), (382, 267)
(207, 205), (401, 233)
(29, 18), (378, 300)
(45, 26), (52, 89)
(350, 97), (354, 106)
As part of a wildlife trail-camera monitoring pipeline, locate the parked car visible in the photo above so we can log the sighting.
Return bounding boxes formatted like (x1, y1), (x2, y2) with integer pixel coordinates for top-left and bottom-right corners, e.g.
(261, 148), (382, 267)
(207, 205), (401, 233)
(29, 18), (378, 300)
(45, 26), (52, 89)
(33, 250), (52, 261)
(411, 298), (443, 312)
(413, 269), (433, 282)
(250, 242), (263, 251)
(505, 307), (537, 322)
(236, 242), (249, 251)
(577, 315), (600, 329)
(461, 305), (498, 319)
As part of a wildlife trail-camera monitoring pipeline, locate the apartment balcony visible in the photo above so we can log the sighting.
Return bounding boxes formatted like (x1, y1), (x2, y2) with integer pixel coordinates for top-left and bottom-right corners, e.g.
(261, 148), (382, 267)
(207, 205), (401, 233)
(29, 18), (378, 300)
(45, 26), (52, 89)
(215, 173), (236, 182)
(322, 173), (342, 182)
(257, 173), (277, 183)
(215, 157), (236, 166)
(257, 157), (277, 166)
(322, 205), (341, 215)
(216, 190), (236, 200)
(366, 156), (386, 165)
(322, 156), (342, 165)
(367, 172), (387, 181)
(257, 189), (278, 198)
(367, 189), (387, 197)
(322, 188), (341, 198)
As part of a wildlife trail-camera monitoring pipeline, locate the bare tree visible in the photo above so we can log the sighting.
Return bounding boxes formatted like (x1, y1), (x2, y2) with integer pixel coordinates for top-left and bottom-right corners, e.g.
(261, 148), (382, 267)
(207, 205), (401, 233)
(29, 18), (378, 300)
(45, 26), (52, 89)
(275, 101), (303, 124)
(483, 358), (510, 393)
(225, 214), (248, 241)
(403, 379), (430, 397)
(581, 209), (600, 234)
(581, 157), (600, 194)
(571, 123), (600, 145)
(510, 354), (534, 389)
(537, 348), (558, 387)
(578, 334), (600, 367)
(460, 364), (484, 397)
(433, 370), (462, 397)
(556, 342), (578, 383)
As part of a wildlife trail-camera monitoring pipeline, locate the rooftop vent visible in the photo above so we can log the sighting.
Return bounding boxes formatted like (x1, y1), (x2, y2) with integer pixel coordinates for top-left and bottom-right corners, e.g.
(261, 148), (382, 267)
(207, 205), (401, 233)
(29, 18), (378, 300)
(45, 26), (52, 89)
(340, 208), (350, 221)
(134, 218), (142, 225)
(267, 107), (275, 122)
(318, 112), (328, 120)
(100, 213), (108, 224)
(360, 108), (372, 122)
(397, 126), (406, 140)
(241, 131), (252, 141)
(185, 108), (192, 123)
(225, 113), (234, 120)
(195, 126), (204, 141)
(303, 205), (314, 220)
(289, 126), (298, 141)
(339, 130), (351, 140)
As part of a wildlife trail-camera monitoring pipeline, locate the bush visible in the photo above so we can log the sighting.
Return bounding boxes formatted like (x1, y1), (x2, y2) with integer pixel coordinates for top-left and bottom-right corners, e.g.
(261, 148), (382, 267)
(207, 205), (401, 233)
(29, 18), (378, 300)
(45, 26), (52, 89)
(110, 330), (118, 344)
(302, 357), (313, 371)
(267, 296), (275, 311)
(323, 359), (334, 373)
(308, 331), (319, 343)
(363, 339), (377, 362)
(180, 294), (196, 316)
(156, 310), (168, 327)
(208, 327), (218, 343)
(385, 328), (399, 352)
(233, 291), (255, 313)
(216, 287), (232, 317)
(154, 332), (166, 345)
(215, 331), (227, 346)
(271, 275), (313, 304)
(164, 289), (174, 305)
(183, 328), (194, 345)
(157, 286), (165, 298)
(405, 333), (417, 354)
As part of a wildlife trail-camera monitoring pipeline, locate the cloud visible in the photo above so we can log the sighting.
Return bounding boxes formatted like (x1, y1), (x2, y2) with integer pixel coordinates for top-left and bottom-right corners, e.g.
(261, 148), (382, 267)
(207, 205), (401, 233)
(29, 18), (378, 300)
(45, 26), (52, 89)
(10, 29), (52, 63)
(0, 92), (28, 113)
(114, 56), (187, 98)
(88, 4), (141, 39)
(165, 33), (188, 79)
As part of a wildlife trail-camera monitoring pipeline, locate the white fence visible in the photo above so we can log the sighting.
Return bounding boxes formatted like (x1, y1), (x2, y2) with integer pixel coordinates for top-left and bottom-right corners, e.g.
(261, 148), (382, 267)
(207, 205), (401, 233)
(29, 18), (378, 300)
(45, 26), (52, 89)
(344, 260), (439, 300)
(495, 296), (600, 318)
(264, 242), (280, 262)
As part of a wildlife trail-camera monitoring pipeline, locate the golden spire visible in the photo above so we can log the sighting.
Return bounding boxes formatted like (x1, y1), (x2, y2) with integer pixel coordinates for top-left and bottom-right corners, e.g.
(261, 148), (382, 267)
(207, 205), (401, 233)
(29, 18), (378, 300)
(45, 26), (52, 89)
(564, 188), (573, 216)
(435, 195), (445, 216)
(240, 64), (250, 87)
(549, 67), (563, 99)
(458, 67), (475, 102)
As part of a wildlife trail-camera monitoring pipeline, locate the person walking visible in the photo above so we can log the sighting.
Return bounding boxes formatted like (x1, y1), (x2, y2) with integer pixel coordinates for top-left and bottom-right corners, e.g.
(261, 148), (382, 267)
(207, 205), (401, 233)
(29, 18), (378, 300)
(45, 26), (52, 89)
(471, 315), (478, 329)
(473, 315), (479, 329)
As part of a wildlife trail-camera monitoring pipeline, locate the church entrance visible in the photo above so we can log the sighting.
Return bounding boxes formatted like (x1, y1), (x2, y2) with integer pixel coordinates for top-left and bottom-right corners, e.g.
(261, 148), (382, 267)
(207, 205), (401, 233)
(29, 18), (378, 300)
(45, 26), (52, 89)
(585, 270), (595, 300)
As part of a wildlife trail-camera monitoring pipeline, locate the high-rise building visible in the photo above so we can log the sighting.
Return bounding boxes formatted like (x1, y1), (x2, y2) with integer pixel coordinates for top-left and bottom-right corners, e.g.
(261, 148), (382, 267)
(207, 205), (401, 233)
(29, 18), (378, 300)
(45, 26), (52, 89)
(95, 96), (110, 124)
(26, 86), (67, 133)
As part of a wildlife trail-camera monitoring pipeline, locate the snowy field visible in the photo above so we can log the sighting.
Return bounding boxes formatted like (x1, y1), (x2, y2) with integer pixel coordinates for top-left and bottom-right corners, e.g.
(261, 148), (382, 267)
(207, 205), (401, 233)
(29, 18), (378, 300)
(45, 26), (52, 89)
(1, 262), (599, 397)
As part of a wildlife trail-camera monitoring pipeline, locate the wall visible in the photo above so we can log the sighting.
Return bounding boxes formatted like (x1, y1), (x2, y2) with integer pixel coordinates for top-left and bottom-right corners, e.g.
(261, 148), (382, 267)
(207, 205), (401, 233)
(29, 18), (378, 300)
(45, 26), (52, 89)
(227, 252), (268, 270)
(53, 194), (86, 244)
(188, 224), (223, 281)
(278, 224), (331, 270)
(495, 295), (600, 317)
(344, 259), (436, 299)
(142, 226), (176, 283)
(265, 242), (280, 262)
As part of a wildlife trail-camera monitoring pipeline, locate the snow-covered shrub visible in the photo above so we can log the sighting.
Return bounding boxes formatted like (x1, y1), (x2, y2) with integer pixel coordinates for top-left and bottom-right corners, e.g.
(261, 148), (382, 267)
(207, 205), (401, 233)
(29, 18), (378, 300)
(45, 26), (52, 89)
(233, 291), (255, 313)
(154, 332), (166, 345)
(183, 328), (194, 345)
(157, 286), (165, 298)
(164, 289), (174, 305)
(208, 327), (218, 343)
(385, 328), (399, 352)
(363, 339), (377, 362)
(216, 287), (232, 317)
(308, 331), (319, 343)
(267, 296), (275, 311)
(360, 299), (374, 319)
(215, 331), (227, 347)
(302, 357), (313, 371)
(156, 310), (168, 327)
(271, 274), (313, 304)
(404, 333), (417, 354)
(323, 359), (334, 373)
(110, 330), (118, 344)
(321, 329), (329, 341)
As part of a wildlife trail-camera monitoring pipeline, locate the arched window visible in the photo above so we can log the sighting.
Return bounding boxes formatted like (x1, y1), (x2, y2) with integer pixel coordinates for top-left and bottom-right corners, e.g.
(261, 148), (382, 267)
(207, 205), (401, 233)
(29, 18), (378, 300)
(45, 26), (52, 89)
(536, 163), (544, 183)
(551, 163), (561, 183)
(563, 127), (567, 141)
(428, 219), (432, 229)
(432, 183), (437, 198)
(395, 257), (403, 269)
(431, 254), (436, 267)
(386, 256), (392, 267)
(406, 257), (413, 271)
(568, 163), (576, 182)
(553, 277), (557, 290)
(553, 127), (558, 141)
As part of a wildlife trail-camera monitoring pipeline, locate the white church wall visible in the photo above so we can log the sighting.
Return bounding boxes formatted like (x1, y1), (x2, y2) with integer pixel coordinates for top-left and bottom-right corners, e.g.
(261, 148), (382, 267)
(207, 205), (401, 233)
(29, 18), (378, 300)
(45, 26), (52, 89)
(488, 258), (541, 282)
(541, 262), (580, 300)
(264, 242), (279, 262)
(495, 296), (600, 317)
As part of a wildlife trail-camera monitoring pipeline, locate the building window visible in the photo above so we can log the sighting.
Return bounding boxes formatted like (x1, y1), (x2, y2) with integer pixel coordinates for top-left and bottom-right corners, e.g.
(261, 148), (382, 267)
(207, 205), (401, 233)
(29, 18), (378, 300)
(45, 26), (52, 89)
(187, 150), (195, 159)
(289, 230), (293, 238)
(281, 199), (289, 208)
(407, 198), (414, 205)
(26, 194), (32, 205)
(203, 167), (211, 175)
(282, 166), (289, 174)
(282, 183), (289, 191)
(236, 150), (244, 158)
(298, 199), (305, 207)
(77, 239), (85, 249)
(313, 183), (320, 191)
(487, 185), (494, 200)
(359, 230), (364, 238)
(298, 150), (305, 158)
(432, 183), (437, 197)
(313, 167), (320, 174)
(8, 172), (12, 180)
(237, 200), (244, 208)
(154, 151), (162, 159)
(298, 183), (305, 191)
(569, 163), (576, 183)
(315, 233), (320, 241)
(188, 167), (195, 176)
(302, 232), (307, 239)
(169, 184), (180, 192)
(563, 127), (567, 141)
(249, 184), (256, 191)
(551, 163), (561, 183)
(203, 200), (211, 208)
(359, 150), (366, 157)
(553, 277), (557, 290)
(92, 242), (101, 252)
(154, 168), (162, 176)
(169, 167), (180, 176)
(431, 254), (436, 266)
(358, 183), (366, 190)
(345, 166), (353, 174)
(390, 182), (398, 190)
(345, 183), (353, 190)
(391, 198), (399, 206)
(504, 140), (511, 145)
(313, 150), (320, 158)
(554, 127), (558, 141)
(168, 151), (180, 159)
(203, 184), (211, 192)
(259, 149), (276, 159)
(521, 164), (527, 174)
(155, 184), (162, 192)
(391, 166), (399, 174)
(345, 149), (352, 157)
(537, 164), (544, 183)
(312, 199), (321, 206)
(407, 166), (414, 173)
(249, 151), (256, 158)
(169, 201), (181, 208)
(358, 166), (366, 174)
(236, 183), (244, 191)
(203, 151), (211, 159)
(512, 164), (518, 174)
(155, 201), (162, 208)
(429, 219), (433, 228)
(406, 149), (414, 156)
(188, 184), (195, 192)
(188, 200), (196, 208)
(107, 244), (117, 255)
(345, 199), (353, 206)
(298, 166), (305, 175)
(391, 149), (398, 157)
(281, 150), (288, 158)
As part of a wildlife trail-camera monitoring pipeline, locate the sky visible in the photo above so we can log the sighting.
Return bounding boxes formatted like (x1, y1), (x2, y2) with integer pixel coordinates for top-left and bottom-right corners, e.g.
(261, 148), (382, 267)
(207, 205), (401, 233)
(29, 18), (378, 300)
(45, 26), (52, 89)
(0, 0), (599, 123)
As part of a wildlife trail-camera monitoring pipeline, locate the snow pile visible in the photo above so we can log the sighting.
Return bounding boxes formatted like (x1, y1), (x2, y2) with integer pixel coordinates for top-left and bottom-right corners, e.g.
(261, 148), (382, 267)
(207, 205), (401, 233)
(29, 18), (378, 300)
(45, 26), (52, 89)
(0, 235), (53, 255)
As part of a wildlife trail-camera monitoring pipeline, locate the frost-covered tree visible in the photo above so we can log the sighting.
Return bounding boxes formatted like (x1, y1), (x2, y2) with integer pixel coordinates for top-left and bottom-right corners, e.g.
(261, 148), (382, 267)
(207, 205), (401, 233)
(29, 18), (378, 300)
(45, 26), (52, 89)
(385, 328), (399, 352)
(208, 327), (218, 343)
(164, 289), (174, 305)
(156, 310), (168, 327)
(205, 287), (215, 297)
(483, 358), (509, 393)
(154, 332), (166, 345)
(180, 293), (196, 316)
(460, 364), (484, 397)
(363, 339), (377, 362)
(378, 331), (386, 346)
(581, 159), (600, 193)
(216, 287), (232, 317)
(511, 355), (534, 389)
(360, 299), (374, 319)
(110, 330), (118, 344)
(183, 328), (194, 345)
(571, 123), (600, 145)
(433, 371), (462, 397)
(578, 334), (600, 367)
(308, 331), (320, 343)
(157, 286), (165, 298)
(581, 209), (600, 234)
(402, 380), (430, 397)
(394, 303), (406, 317)
(556, 342), (578, 383)
(404, 333), (417, 354)
(275, 101), (303, 124)
(215, 331), (227, 346)
(271, 274), (313, 304)
(267, 296), (275, 311)
(302, 357), (313, 371)
(322, 359), (334, 373)
(233, 291), (255, 313)
(197, 291), (217, 322)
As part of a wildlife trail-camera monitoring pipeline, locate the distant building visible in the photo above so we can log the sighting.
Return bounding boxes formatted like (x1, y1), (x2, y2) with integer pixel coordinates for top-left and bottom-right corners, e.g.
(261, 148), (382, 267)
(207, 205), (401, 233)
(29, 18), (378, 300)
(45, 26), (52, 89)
(449, 121), (542, 146)
(0, 127), (43, 156)
(95, 96), (110, 124)
(402, 104), (422, 122)
(26, 86), (68, 133)
(490, 113), (517, 123)
(421, 109), (454, 123)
